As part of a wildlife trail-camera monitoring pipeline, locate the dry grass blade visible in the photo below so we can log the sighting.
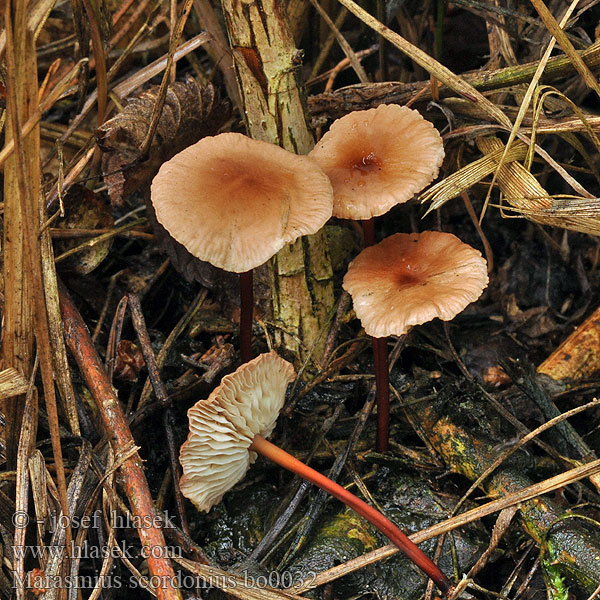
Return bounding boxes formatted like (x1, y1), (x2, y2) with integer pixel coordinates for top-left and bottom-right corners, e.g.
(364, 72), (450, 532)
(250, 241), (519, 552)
(478, 136), (551, 207)
(54, 218), (148, 263)
(0, 59), (86, 169)
(0, 0), (55, 56)
(41, 207), (81, 435)
(113, 33), (210, 99)
(334, 0), (512, 129)
(420, 140), (529, 213)
(529, 0), (600, 97)
(307, 0), (369, 84)
(0, 368), (29, 400)
(478, 136), (600, 236)
(3, 0), (72, 543)
(192, 0), (240, 106)
(481, 0), (581, 221)
(174, 558), (307, 600)
(14, 368), (38, 600)
(138, 0), (195, 158)
(291, 456), (600, 593)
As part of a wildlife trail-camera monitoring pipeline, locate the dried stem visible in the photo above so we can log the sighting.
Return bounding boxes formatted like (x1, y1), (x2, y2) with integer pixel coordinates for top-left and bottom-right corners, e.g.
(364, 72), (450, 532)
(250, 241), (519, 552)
(59, 282), (182, 600)
(128, 294), (190, 536)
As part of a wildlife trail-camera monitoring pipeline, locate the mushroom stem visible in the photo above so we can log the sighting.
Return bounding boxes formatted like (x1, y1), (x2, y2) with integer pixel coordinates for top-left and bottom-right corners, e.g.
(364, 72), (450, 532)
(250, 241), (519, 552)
(373, 337), (390, 453)
(362, 218), (375, 247)
(250, 434), (452, 595)
(239, 270), (253, 363)
(362, 219), (391, 453)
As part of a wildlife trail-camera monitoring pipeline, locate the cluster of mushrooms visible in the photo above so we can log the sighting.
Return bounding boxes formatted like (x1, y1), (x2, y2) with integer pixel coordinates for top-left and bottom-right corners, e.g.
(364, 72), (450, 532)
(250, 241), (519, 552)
(150, 104), (490, 595)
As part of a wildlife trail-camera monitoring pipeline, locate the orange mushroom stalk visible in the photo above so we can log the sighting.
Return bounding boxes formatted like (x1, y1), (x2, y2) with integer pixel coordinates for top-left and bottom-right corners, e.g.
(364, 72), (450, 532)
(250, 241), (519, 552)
(309, 105), (445, 451)
(180, 352), (453, 596)
(151, 133), (333, 363)
(249, 435), (451, 593)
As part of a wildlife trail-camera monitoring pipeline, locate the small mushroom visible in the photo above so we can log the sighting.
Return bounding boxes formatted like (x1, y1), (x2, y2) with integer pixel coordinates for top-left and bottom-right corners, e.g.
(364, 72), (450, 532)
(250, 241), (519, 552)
(151, 132), (334, 362)
(308, 103), (444, 222)
(180, 352), (452, 596)
(342, 231), (489, 338)
(309, 105), (444, 451)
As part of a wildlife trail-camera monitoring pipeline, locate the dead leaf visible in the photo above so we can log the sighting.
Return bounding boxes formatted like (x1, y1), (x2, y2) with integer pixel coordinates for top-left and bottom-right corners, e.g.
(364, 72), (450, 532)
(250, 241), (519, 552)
(96, 77), (231, 206)
(114, 340), (145, 382)
(54, 184), (114, 274)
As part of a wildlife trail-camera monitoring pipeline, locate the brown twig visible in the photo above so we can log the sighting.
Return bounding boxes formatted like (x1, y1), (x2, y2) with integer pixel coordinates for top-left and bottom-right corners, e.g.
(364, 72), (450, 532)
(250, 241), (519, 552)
(59, 281), (182, 600)
(105, 296), (129, 383)
(138, 0), (194, 159)
(128, 293), (190, 536)
(81, 0), (108, 127)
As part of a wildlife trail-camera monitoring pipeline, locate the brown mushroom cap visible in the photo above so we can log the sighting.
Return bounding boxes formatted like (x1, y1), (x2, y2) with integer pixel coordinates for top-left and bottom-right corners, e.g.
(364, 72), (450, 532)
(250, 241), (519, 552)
(179, 351), (295, 512)
(342, 232), (488, 338)
(308, 104), (444, 220)
(151, 133), (334, 272)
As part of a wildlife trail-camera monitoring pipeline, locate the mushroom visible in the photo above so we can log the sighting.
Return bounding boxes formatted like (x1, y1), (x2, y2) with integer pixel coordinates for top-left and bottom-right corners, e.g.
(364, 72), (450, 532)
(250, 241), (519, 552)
(308, 103), (445, 244)
(343, 231), (488, 446)
(342, 232), (489, 339)
(309, 105), (444, 450)
(151, 133), (334, 363)
(180, 351), (452, 595)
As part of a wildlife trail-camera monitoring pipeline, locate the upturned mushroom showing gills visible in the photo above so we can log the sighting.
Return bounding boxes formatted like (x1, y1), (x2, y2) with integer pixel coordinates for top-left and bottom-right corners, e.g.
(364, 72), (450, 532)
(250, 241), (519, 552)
(309, 104), (444, 451)
(179, 352), (453, 595)
(151, 132), (334, 364)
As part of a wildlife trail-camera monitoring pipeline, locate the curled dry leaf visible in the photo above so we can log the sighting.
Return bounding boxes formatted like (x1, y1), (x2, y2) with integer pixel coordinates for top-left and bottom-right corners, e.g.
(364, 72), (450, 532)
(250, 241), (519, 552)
(114, 340), (146, 382)
(96, 76), (231, 206)
(54, 184), (115, 275)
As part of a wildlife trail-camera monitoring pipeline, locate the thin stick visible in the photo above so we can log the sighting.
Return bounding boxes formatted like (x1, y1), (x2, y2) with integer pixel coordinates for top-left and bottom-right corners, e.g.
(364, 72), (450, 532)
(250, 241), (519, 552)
(81, 0), (107, 126)
(239, 270), (254, 363)
(128, 294), (190, 536)
(250, 435), (452, 595)
(59, 282), (182, 600)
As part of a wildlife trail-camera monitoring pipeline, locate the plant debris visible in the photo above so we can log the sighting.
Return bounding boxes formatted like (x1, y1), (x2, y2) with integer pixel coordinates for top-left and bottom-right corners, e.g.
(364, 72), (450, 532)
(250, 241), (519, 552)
(2, 2), (600, 600)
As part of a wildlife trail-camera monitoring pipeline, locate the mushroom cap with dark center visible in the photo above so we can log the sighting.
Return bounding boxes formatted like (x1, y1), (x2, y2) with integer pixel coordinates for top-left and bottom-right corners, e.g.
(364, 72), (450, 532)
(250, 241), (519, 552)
(308, 104), (444, 220)
(342, 231), (488, 338)
(151, 132), (334, 272)
(179, 352), (295, 512)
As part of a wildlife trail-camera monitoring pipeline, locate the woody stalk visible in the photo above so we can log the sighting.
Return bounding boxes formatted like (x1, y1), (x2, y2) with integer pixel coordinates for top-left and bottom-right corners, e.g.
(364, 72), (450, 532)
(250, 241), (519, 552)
(221, 0), (335, 364)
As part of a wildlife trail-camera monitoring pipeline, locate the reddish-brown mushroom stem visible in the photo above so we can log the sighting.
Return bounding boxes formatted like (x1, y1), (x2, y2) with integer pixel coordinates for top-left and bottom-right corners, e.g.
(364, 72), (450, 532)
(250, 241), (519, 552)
(250, 434), (452, 595)
(362, 218), (375, 247)
(362, 219), (390, 452)
(373, 337), (390, 453)
(239, 270), (254, 363)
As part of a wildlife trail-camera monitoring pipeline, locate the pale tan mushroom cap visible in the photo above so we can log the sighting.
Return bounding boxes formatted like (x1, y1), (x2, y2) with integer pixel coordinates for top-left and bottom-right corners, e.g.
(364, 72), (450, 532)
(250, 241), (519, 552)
(309, 104), (444, 220)
(343, 232), (488, 338)
(179, 352), (295, 512)
(151, 133), (334, 272)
